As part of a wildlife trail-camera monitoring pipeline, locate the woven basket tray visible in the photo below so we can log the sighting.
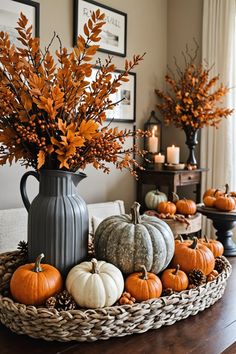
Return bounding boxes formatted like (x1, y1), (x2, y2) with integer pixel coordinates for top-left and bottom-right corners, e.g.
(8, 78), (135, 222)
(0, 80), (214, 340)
(0, 251), (232, 342)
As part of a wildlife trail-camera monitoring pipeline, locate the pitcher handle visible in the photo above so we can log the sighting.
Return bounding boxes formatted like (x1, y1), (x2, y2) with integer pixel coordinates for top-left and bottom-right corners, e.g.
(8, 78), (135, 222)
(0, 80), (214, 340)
(20, 171), (40, 212)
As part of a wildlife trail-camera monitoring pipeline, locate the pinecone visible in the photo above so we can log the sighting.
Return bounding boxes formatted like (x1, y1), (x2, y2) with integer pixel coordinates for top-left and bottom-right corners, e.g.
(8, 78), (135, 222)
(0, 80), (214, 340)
(17, 241), (28, 256)
(161, 288), (174, 297)
(56, 290), (77, 311)
(188, 269), (206, 286)
(45, 296), (57, 309)
(215, 257), (226, 273)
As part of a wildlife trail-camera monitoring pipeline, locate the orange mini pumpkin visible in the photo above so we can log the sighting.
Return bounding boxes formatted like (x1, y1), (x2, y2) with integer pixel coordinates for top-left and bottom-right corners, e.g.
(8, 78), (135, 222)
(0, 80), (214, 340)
(199, 236), (224, 257)
(10, 253), (63, 305)
(203, 195), (216, 208)
(203, 186), (225, 199)
(161, 265), (189, 292)
(176, 199), (197, 216)
(172, 237), (215, 275)
(125, 265), (162, 302)
(214, 195), (235, 212)
(157, 201), (176, 215)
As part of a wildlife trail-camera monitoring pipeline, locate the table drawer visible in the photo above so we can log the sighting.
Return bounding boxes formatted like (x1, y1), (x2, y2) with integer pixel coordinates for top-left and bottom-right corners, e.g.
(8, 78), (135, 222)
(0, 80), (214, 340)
(180, 172), (200, 184)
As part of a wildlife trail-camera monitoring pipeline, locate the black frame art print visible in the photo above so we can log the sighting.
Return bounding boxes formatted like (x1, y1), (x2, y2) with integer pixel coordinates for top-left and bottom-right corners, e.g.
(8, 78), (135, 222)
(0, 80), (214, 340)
(73, 0), (127, 57)
(90, 68), (136, 123)
(0, 0), (40, 40)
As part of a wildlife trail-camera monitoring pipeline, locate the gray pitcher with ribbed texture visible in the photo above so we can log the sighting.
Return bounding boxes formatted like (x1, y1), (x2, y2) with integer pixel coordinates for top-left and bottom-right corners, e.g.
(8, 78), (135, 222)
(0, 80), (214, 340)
(20, 169), (88, 276)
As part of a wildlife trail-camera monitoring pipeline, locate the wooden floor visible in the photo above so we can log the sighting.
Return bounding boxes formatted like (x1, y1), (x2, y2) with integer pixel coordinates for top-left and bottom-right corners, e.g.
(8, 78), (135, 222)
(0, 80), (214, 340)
(0, 258), (236, 354)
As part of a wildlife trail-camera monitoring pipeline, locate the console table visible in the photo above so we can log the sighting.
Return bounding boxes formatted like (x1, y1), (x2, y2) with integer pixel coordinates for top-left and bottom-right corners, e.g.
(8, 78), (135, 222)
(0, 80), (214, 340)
(0, 258), (235, 354)
(137, 168), (207, 209)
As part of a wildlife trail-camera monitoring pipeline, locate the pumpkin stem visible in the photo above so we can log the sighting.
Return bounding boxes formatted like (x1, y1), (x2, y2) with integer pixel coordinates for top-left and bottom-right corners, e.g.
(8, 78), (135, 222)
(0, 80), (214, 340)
(140, 265), (148, 280)
(91, 258), (99, 274)
(33, 253), (44, 272)
(171, 192), (179, 203)
(225, 183), (229, 195)
(175, 235), (184, 242)
(189, 237), (198, 249)
(131, 202), (141, 224)
(174, 264), (180, 275)
(204, 235), (209, 243)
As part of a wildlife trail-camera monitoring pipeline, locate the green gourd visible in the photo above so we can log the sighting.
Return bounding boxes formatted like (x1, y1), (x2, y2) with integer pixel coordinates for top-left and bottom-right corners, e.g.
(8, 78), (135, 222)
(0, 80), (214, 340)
(94, 202), (175, 274)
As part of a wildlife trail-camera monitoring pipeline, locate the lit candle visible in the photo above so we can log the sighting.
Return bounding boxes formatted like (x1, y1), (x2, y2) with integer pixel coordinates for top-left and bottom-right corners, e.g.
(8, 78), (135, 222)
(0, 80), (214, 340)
(167, 145), (180, 164)
(155, 153), (165, 163)
(148, 127), (158, 153)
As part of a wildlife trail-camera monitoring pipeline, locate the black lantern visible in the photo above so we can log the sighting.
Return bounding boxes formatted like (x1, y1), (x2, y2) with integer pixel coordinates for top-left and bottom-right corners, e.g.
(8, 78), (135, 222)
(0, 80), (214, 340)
(144, 111), (162, 166)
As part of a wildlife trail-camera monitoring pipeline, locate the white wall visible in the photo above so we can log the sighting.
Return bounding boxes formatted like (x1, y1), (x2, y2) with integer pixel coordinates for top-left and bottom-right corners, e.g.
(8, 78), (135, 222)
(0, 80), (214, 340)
(0, 0), (167, 211)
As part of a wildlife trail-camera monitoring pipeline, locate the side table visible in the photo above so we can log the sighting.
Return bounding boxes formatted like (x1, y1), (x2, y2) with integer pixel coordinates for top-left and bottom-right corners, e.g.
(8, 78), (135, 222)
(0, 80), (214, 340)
(197, 205), (236, 256)
(137, 167), (207, 209)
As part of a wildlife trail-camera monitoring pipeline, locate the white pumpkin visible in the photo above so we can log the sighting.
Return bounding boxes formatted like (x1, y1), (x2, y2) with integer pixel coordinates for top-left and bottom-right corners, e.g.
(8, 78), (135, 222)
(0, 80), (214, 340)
(145, 189), (167, 210)
(66, 258), (124, 308)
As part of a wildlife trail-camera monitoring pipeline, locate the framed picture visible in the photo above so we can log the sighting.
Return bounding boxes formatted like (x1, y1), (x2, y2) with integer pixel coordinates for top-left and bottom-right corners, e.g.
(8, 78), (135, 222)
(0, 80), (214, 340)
(90, 68), (136, 122)
(73, 0), (127, 57)
(0, 0), (40, 44)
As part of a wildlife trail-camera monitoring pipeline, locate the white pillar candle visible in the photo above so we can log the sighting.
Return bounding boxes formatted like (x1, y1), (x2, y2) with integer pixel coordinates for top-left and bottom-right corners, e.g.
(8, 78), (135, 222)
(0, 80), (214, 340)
(167, 145), (180, 164)
(155, 153), (165, 163)
(148, 127), (158, 153)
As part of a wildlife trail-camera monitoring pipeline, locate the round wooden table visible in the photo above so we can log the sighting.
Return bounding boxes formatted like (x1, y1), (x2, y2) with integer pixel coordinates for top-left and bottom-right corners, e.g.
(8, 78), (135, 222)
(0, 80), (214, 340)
(197, 205), (236, 256)
(163, 212), (202, 237)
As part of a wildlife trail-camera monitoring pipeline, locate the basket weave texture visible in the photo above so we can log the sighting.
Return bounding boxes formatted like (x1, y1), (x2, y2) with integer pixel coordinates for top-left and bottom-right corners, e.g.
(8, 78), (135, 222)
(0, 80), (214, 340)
(0, 251), (232, 342)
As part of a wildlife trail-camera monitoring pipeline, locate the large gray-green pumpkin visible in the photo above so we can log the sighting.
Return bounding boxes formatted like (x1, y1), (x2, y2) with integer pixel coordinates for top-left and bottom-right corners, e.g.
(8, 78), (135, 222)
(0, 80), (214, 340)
(145, 189), (167, 210)
(94, 202), (175, 274)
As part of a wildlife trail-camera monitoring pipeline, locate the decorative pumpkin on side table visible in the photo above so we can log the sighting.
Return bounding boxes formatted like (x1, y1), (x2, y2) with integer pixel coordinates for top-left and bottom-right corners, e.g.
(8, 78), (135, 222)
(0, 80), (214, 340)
(94, 202), (175, 274)
(175, 198), (197, 216)
(66, 258), (124, 308)
(10, 253), (63, 306)
(125, 265), (162, 301)
(145, 189), (167, 210)
(157, 201), (177, 215)
(214, 194), (235, 212)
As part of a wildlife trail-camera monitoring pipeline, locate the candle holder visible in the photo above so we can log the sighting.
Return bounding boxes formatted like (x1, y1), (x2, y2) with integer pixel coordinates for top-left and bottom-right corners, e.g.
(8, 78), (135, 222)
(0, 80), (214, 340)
(144, 111), (162, 167)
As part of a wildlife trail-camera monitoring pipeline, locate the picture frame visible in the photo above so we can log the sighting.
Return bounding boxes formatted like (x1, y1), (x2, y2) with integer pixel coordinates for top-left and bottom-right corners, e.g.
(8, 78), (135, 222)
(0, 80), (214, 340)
(90, 68), (136, 123)
(73, 0), (127, 57)
(0, 0), (40, 43)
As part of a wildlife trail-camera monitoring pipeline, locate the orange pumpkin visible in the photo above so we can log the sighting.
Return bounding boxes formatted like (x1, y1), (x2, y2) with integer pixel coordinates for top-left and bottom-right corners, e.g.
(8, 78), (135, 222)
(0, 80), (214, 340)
(176, 199), (197, 215)
(125, 265), (162, 301)
(229, 191), (236, 204)
(161, 265), (189, 292)
(207, 270), (219, 282)
(157, 201), (176, 215)
(203, 187), (225, 199)
(199, 236), (224, 257)
(214, 195), (235, 211)
(203, 195), (216, 207)
(10, 253), (63, 305)
(172, 237), (215, 275)
(174, 235), (191, 246)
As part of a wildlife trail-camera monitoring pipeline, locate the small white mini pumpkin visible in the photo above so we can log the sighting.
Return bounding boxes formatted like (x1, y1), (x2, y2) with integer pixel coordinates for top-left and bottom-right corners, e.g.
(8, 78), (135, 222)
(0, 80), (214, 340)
(66, 258), (124, 308)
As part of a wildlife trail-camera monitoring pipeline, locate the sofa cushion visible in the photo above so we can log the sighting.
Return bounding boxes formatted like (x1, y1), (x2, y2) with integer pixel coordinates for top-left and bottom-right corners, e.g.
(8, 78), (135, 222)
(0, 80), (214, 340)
(0, 200), (125, 253)
(0, 208), (27, 252)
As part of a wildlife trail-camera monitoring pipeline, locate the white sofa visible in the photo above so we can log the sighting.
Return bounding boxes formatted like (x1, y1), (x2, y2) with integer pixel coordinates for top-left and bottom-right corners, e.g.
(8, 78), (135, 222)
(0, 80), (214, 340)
(0, 200), (125, 253)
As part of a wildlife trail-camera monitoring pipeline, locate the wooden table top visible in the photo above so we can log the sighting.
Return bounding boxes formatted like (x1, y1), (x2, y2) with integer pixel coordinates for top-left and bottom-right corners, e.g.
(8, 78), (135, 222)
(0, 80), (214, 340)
(1, 257), (236, 354)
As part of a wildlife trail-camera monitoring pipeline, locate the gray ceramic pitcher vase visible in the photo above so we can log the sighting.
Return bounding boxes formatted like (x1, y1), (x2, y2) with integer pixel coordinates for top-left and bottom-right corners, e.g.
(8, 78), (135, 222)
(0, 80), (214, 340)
(20, 169), (89, 276)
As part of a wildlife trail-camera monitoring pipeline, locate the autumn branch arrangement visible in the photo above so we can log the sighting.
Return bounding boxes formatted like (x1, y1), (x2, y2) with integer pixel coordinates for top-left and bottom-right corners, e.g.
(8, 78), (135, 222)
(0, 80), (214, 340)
(155, 42), (233, 130)
(0, 11), (147, 177)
